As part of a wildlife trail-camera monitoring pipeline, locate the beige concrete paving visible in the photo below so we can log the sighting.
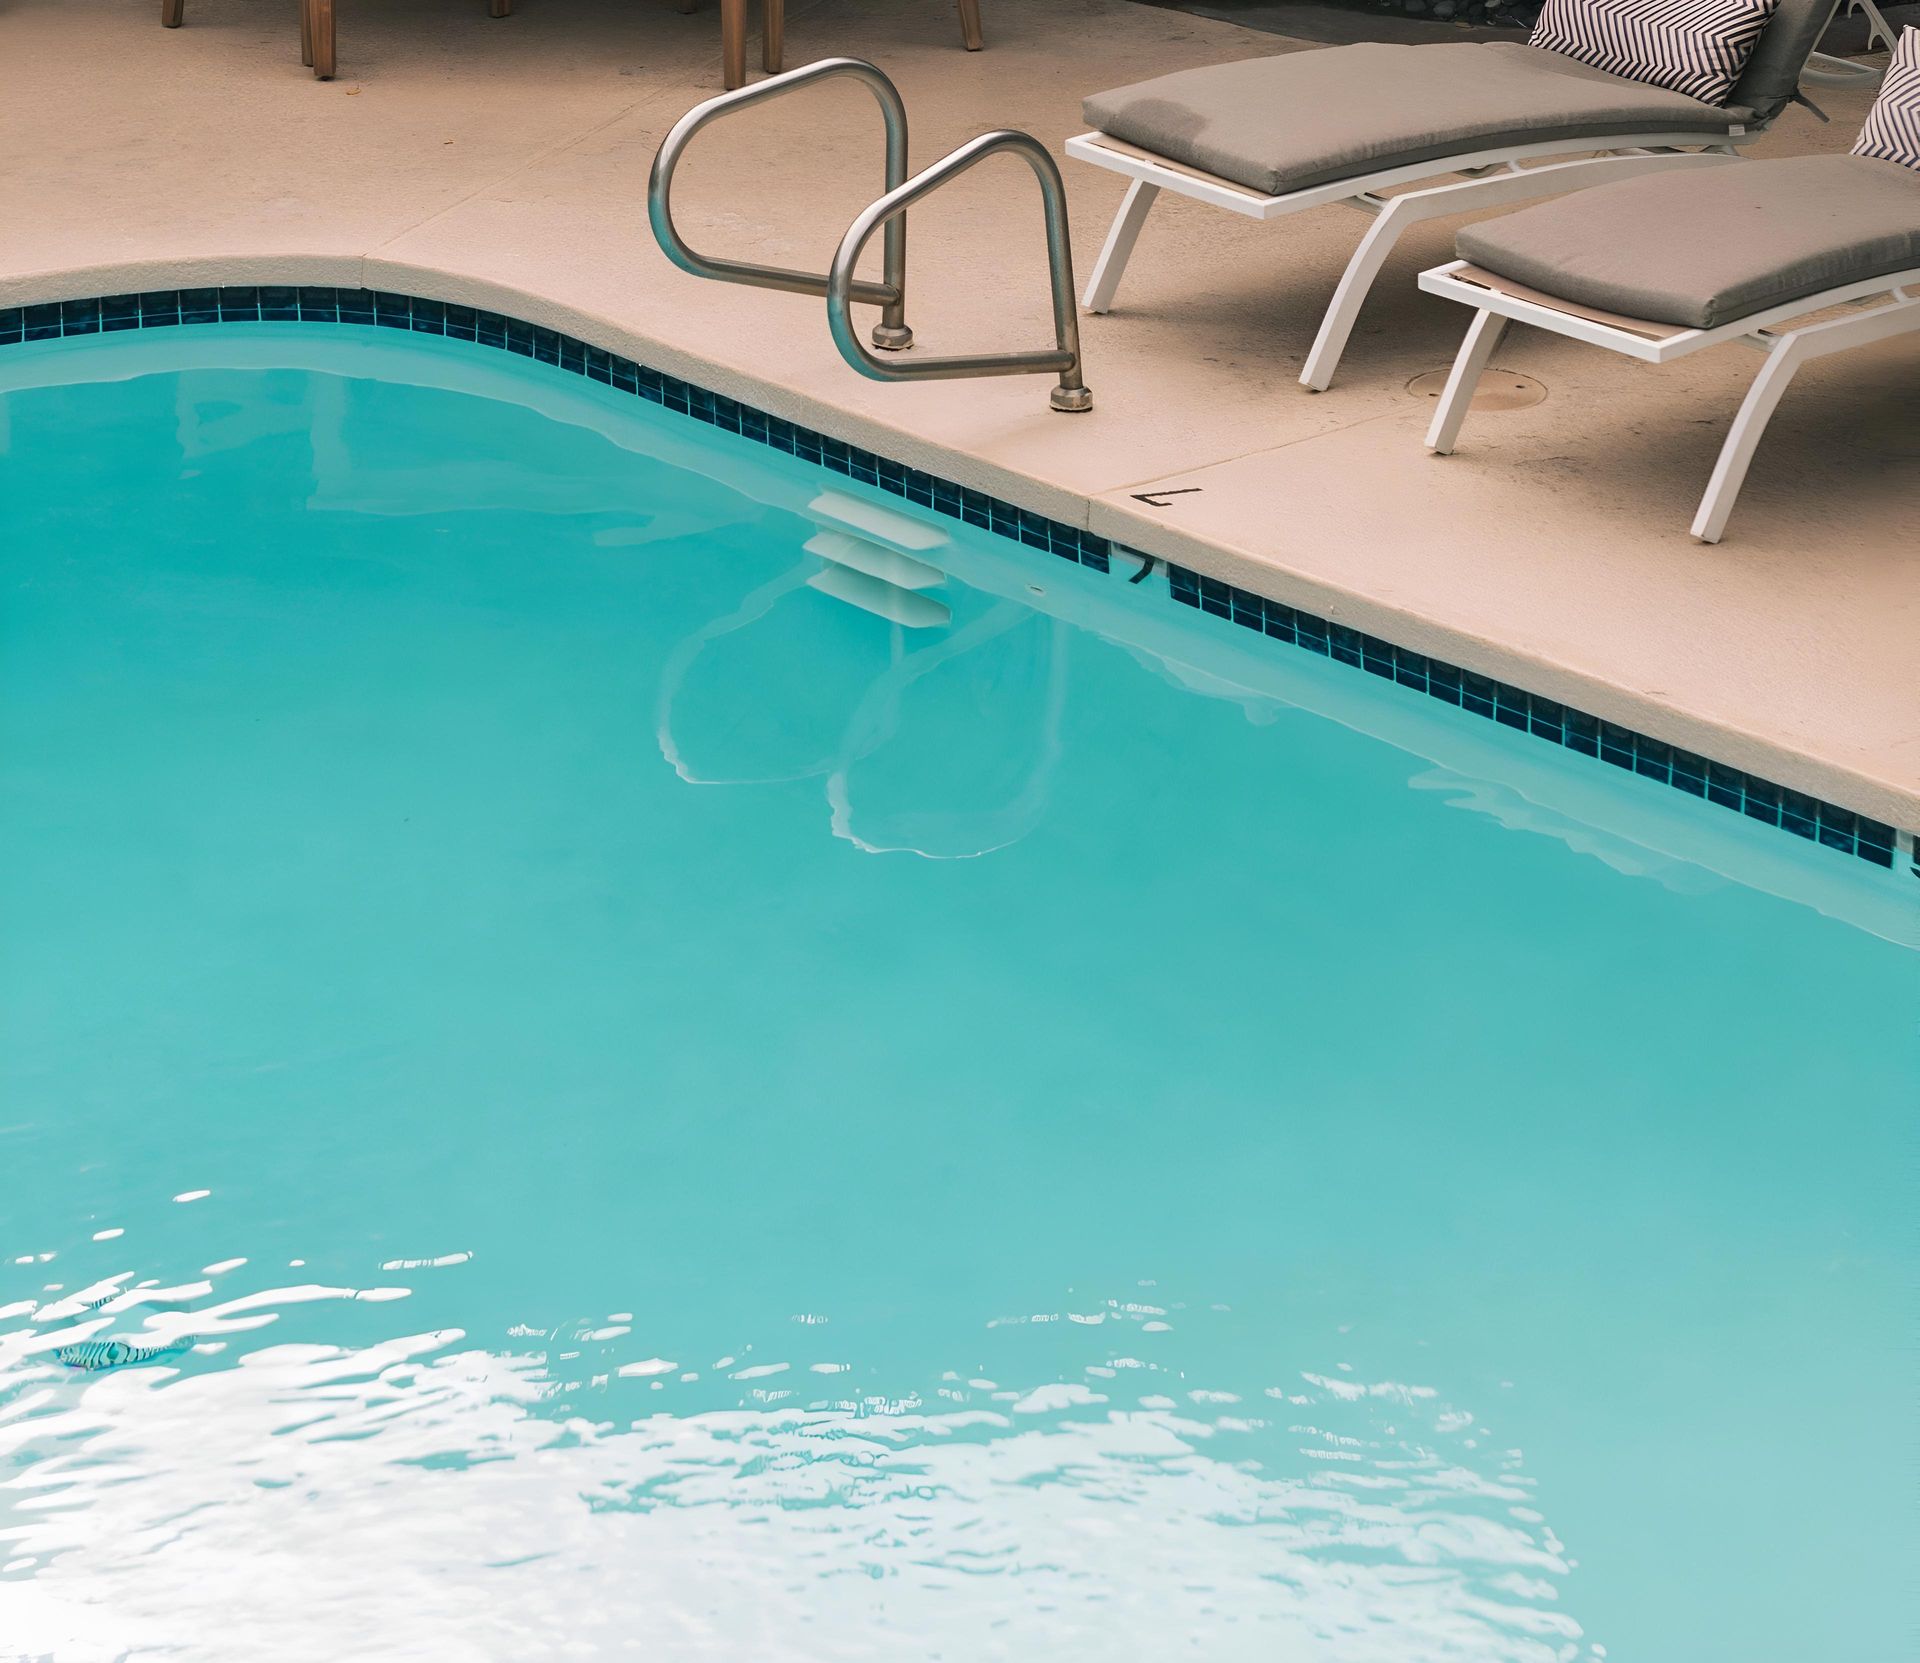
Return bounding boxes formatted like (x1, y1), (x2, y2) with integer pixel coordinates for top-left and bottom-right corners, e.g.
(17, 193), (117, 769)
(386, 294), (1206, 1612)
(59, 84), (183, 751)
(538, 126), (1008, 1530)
(5, 0), (1916, 828)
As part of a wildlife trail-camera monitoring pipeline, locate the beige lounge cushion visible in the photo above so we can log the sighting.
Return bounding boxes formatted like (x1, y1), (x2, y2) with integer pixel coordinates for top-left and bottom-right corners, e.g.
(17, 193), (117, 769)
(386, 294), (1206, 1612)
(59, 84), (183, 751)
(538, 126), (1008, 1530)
(1455, 153), (1920, 328)
(1080, 43), (1741, 199)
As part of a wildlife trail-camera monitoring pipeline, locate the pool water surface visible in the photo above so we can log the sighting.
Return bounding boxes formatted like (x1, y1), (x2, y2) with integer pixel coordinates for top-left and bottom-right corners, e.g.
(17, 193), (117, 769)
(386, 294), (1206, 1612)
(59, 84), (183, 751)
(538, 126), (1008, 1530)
(0, 329), (1914, 1663)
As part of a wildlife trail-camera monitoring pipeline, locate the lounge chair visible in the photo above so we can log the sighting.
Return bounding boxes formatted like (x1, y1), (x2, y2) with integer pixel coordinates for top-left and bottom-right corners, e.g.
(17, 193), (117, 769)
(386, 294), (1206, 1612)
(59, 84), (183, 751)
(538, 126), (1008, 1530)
(1417, 67), (1920, 542)
(1068, 0), (1840, 390)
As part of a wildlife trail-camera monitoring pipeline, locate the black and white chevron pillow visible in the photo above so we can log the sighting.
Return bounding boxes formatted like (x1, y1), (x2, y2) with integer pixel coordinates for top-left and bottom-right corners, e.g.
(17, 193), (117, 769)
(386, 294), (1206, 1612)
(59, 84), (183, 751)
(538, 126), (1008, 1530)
(1531, 0), (1777, 106)
(1852, 28), (1920, 170)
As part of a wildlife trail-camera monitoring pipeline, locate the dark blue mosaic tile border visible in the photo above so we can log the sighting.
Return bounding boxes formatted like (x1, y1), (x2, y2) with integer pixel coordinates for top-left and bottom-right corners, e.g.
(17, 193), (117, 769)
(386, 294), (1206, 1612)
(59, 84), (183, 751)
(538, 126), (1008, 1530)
(0, 286), (1111, 573)
(5, 284), (1910, 878)
(1167, 565), (1910, 875)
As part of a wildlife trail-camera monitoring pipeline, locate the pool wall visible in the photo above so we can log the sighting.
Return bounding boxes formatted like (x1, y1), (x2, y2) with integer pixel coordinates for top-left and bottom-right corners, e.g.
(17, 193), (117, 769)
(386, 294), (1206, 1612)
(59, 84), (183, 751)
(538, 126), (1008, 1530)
(3, 283), (1914, 886)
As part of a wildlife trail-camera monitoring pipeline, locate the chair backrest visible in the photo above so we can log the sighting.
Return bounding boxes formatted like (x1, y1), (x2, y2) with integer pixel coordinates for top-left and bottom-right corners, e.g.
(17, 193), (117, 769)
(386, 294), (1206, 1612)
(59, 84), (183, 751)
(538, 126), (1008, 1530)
(1729, 0), (1842, 122)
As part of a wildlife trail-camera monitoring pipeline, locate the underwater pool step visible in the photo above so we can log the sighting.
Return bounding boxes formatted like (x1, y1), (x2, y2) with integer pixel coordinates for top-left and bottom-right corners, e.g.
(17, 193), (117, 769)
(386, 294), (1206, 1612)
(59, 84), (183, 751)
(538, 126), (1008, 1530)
(807, 489), (949, 553)
(806, 561), (952, 628)
(804, 529), (944, 591)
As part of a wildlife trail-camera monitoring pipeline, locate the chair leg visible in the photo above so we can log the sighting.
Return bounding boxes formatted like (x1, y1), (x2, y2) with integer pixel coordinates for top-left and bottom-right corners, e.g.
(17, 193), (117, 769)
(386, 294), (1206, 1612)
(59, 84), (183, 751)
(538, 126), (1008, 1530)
(1695, 288), (1920, 540)
(721, 0), (746, 87)
(309, 0), (335, 79)
(1082, 180), (1158, 314)
(162, 0), (185, 27)
(490, 0), (512, 15)
(957, 0), (984, 50)
(1426, 309), (1511, 455)
(300, 0), (313, 66)
(1300, 197), (1424, 392)
(762, 0), (783, 73)
(1691, 336), (1808, 543)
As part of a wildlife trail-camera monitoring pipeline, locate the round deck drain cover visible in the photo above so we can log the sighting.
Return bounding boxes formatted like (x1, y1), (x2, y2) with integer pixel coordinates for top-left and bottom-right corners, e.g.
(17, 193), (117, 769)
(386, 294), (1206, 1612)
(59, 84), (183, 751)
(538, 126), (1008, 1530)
(1406, 368), (1547, 411)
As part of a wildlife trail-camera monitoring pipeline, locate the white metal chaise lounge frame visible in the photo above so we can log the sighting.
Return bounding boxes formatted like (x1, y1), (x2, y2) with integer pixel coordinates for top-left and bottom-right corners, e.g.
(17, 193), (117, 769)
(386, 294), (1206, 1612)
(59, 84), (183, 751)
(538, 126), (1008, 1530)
(1417, 259), (1920, 542)
(1065, 128), (1755, 392)
(1805, 0), (1898, 84)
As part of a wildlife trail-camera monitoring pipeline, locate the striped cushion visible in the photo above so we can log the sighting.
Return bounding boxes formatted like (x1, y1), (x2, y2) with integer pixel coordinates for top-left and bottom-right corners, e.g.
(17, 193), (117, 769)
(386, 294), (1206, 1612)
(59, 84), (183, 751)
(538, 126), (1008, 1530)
(1530, 0), (1778, 106)
(1852, 28), (1920, 170)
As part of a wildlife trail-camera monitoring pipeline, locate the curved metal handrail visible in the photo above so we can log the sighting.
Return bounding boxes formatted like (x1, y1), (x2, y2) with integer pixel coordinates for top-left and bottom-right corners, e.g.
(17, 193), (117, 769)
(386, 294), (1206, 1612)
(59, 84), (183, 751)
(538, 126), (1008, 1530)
(648, 60), (1092, 412)
(828, 131), (1092, 412)
(647, 57), (913, 350)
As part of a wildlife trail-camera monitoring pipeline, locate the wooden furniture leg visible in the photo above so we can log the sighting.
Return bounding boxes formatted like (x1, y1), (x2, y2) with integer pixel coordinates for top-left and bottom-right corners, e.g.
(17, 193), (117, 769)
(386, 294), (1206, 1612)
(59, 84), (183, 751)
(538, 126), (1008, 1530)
(489, 0), (512, 15)
(673, 0), (698, 12)
(957, 0), (983, 50)
(309, 0), (336, 79)
(762, 0), (783, 73)
(161, 0), (185, 27)
(720, 0), (746, 87)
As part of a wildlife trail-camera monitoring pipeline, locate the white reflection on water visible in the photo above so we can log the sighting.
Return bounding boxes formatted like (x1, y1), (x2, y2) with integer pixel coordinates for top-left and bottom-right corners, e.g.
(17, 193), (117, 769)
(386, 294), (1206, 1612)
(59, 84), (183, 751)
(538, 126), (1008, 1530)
(654, 569), (1070, 862)
(0, 1296), (1584, 1663)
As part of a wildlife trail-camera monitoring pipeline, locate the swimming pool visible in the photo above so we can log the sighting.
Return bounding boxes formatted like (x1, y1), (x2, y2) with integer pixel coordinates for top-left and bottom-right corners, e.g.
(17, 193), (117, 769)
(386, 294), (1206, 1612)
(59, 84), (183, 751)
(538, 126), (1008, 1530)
(1, 321), (1914, 1662)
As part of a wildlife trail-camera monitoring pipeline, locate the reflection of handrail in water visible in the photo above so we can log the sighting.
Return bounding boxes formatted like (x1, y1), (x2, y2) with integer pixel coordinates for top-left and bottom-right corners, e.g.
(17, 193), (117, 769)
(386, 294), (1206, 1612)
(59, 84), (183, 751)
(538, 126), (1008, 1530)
(826, 608), (1067, 860)
(653, 560), (830, 786)
(827, 600), (1024, 782)
(655, 566), (1066, 859)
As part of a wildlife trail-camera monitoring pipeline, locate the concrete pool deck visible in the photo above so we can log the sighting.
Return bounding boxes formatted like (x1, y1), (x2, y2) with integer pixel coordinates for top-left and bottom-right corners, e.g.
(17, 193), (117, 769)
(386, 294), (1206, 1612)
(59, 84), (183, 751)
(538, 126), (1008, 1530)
(7, 0), (1916, 832)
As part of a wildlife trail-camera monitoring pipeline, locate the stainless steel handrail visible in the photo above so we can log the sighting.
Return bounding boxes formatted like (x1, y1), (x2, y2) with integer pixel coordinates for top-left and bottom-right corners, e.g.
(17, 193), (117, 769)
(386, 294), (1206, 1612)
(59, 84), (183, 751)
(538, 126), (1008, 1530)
(647, 57), (913, 351)
(648, 59), (1092, 413)
(828, 130), (1092, 413)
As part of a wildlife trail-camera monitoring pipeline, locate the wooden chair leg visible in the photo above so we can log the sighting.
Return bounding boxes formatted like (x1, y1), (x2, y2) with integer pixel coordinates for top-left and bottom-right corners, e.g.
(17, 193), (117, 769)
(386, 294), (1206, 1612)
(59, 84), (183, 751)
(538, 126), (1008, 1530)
(957, 0), (983, 50)
(161, 0), (185, 27)
(762, 0), (783, 73)
(300, 0), (313, 66)
(309, 0), (336, 79)
(720, 0), (746, 87)
(489, 0), (512, 16)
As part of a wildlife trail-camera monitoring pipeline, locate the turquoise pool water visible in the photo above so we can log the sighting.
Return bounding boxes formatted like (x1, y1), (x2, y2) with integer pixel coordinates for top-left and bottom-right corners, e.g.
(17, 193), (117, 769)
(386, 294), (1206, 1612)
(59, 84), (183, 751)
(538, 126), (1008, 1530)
(0, 327), (1914, 1663)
